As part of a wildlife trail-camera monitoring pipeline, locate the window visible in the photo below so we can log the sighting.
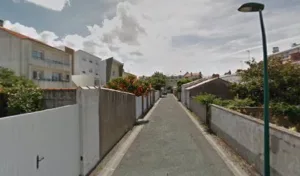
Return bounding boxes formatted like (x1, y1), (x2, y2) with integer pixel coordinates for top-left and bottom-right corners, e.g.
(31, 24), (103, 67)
(32, 50), (44, 60)
(96, 73), (99, 75)
(82, 71), (86, 74)
(82, 58), (87, 61)
(58, 73), (62, 81)
(32, 71), (37, 79)
(38, 71), (44, 80)
(66, 74), (70, 81)
(52, 72), (60, 81)
(32, 71), (44, 80)
(89, 60), (93, 63)
(89, 69), (93, 73)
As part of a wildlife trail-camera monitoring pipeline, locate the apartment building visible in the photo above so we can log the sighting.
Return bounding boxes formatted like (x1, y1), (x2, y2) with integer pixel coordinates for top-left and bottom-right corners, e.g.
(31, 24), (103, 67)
(269, 44), (300, 64)
(0, 23), (72, 88)
(74, 50), (106, 86)
(103, 57), (124, 83)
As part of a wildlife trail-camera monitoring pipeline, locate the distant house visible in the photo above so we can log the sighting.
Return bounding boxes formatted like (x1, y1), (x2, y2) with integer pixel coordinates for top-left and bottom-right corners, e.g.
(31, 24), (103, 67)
(184, 78), (234, 109)
(220, 74), (241, 84)
(269, 45), (300, 64)
(183, 72), (202, 80)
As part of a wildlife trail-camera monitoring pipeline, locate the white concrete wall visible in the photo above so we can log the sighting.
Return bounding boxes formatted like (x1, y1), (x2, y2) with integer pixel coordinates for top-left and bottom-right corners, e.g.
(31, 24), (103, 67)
(148, 94), (151, 109)
(0, 105), (80, 176)
(77, 87), (100, 176)
(135, 96), (142, 119)
(181, 79), (204, 106)
(155, 91), (160, 102)
(143, 96), (147, 112)
(211, 105), (300, 176)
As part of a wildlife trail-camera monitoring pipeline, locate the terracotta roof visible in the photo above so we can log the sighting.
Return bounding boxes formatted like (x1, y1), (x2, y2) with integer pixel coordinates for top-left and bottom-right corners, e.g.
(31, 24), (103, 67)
(0, 26), (69, 54)
(183, 72), (200, 77)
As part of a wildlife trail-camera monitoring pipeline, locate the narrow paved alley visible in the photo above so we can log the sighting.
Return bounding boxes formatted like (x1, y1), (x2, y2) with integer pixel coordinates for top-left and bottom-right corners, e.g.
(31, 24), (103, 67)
(111, 94), (233, 176)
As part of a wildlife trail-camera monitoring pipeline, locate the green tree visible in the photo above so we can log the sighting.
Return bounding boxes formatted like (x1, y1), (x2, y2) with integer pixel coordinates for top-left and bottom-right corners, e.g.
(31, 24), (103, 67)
(231, 58), (300, 105)
(176, 78), (192, 92)
(149, 72), (167, 90)
(0, 68), (43, 115)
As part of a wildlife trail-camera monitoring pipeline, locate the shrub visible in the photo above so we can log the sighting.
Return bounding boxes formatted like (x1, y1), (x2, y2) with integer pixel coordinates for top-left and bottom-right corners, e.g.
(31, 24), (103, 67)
(271, 102), (300, 125)
(195, 93), (217, 105)
(0, 68), (43, 116)
(194, 93), (254, 109)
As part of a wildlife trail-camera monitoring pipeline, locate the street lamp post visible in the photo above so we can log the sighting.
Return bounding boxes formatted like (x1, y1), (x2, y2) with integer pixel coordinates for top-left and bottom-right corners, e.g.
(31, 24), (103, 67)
(238, 3), (270, 176)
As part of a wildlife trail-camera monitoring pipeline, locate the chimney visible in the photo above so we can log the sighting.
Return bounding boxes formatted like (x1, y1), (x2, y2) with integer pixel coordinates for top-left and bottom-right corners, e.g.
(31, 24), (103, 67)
(0, 20), (4, 27)
(272, 47), (279, 53)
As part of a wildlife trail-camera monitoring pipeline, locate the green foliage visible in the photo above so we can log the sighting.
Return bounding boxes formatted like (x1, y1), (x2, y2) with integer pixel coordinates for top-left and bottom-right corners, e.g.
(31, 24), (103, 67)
(271, 102), (300, 125)
(194, 93), (254, 109)
(149, 72), (167, 90)
(195, 93), (217, 105)
(0, 68), (42, 115)
(176, 78), (192, 92)
(105, 75), (151, 96)
(231, 58), (300, 105)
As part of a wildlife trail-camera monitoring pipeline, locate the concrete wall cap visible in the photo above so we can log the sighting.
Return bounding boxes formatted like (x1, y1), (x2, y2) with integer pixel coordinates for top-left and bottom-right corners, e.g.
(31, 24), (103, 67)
(211, 104), (300, 139)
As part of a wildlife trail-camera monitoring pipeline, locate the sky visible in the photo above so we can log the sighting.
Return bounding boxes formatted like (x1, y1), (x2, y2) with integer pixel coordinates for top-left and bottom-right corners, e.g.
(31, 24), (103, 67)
(1, 0), (300, 76)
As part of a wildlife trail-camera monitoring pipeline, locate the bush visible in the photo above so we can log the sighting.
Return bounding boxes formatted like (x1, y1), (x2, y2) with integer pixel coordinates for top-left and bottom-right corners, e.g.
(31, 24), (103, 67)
(177, 78), (192, 92)
(194, 93), (254, 109)
(271, 102), (300, 125)
(0, 68), (43, 116)
(195, 93), (217, 105)
(105, 75), (151, 96)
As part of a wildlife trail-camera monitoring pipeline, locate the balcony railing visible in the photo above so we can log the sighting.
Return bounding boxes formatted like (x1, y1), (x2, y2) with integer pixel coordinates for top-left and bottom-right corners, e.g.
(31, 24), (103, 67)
(32, 57), (71, 66)
(33, 77), (70, 82)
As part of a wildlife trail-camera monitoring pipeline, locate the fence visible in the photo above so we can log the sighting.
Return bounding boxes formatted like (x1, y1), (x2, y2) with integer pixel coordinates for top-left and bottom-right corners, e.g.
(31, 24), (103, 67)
(155, 91), (160, 102)
(189, 98), (207, 124)
(42, 89), (77, 109)
(189, 98), (300, 176)
(0, 105), (80, 176)
(136, 96), (143, 119)
(99, 88), (136, 158)
(143, 95), (147, 113)
(77, 87), (100, 176)
(0, 87), (160, 176)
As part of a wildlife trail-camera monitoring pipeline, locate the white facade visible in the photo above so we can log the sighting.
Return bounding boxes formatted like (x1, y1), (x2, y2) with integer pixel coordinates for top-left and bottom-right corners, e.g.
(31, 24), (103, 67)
(0, 28), (72, 88)
(74, 50), (106, 86)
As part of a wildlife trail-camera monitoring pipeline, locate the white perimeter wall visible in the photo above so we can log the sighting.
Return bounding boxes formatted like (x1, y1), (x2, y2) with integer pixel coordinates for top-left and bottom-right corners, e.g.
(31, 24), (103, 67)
(0, 105), (80, 176)
(143, 96), (147, 112)
(135, 96), (142, 119)
(148, 94), (151, 108)
(155, 91), (160, 102)
(77, 87), (100, 176)
(211, 105), (300, 176)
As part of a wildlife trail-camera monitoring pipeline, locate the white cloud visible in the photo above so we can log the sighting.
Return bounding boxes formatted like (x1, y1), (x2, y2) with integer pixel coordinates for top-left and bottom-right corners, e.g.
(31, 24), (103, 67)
(5, 0), (300, 76)
(23, 0), (70, 11)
